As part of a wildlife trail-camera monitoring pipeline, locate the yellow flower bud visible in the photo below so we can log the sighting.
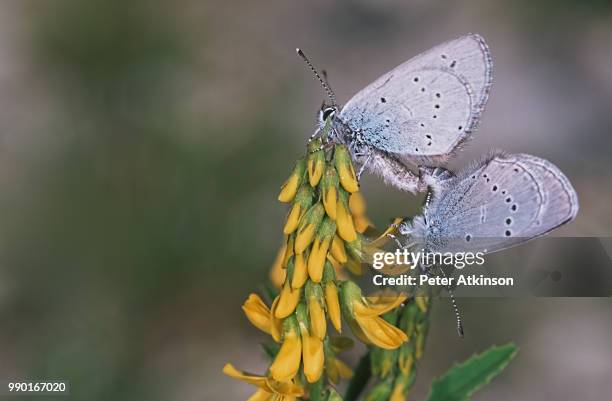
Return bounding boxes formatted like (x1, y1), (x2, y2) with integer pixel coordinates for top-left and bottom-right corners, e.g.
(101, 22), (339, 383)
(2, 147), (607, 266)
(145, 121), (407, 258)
(323, 183), (337, 220)
(334, 145), (359, 193)
(269, 243), (286, 288)
(334, 358), (353, 379)
(242, 293), (272, 334)
(308, 150), (325, 187)
(307, 290), (326, 340)
(322, 167), (339, 219)
(323, 257), (345, 283)
(269, 296), (283, 342)
(307, 217), (336, 282)
(278, 159), (306, 202)
(291, 251), (308, 289)
(398, 346), (414, 375)
(269, 319), (302, 381)
(283, 235), (294, 268)
(328, 357), (353, 384)
(327, 388), (343, 401)
(284, 185), (314, 235)
(330, 235), (347, 263)
(302, 333), (324, 383)
(307, 236), (331, 283)
(283, 203), (301, 234)
(275, 281), (301, 318)
(345, 254), (362, 275)
(389, 378), (407, 401)
(295, 224), (315, 255)
(354, 214), (372, 234)
(325, 282), (342, 333)
(415, 296), (429, 314)
(348, 192), (367, 216)
(295, 204), (325, 253)
(336, 195), (357, 242)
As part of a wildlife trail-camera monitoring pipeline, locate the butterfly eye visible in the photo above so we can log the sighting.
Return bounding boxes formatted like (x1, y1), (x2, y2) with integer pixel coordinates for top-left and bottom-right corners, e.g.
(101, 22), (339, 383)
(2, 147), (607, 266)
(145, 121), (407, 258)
(322, 107), (336, 120)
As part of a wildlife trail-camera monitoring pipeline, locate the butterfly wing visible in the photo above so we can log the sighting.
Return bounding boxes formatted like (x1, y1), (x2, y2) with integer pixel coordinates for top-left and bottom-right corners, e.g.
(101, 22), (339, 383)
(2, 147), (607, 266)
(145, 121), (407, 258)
(419, 152), (578, 254)
(338, 33), (492, 165)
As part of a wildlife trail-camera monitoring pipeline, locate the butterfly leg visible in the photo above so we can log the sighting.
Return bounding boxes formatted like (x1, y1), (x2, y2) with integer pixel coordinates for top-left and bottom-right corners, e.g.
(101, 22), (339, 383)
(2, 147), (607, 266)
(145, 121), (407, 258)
(307, 128), (321, 144)
(356, 152), (373, 182)
(385, 233), (405, 249)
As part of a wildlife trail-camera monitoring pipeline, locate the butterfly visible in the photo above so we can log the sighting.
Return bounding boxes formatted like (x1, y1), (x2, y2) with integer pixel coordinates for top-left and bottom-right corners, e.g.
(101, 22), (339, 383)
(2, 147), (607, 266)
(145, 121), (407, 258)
(300, 33), (492, 193)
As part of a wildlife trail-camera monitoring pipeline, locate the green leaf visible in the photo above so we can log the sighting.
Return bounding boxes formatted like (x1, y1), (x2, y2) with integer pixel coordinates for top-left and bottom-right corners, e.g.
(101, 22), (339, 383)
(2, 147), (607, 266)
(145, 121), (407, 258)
(426, 343), (517, 401)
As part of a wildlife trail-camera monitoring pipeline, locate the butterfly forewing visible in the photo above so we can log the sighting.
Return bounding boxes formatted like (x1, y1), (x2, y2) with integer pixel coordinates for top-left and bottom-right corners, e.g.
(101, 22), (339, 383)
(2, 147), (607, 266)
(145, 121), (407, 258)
(339, 34), (492, 164)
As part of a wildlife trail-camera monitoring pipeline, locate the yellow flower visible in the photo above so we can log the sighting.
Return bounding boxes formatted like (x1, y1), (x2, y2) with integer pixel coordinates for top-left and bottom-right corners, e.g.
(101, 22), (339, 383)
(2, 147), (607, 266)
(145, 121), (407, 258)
(389, 376), (408, 401)
(334, 145), (359, 193)
(307, 237), (330, 283)
(344, 254), (362, 275)
(294, 204), (325, 254)
(330, 235), (347, 263)
(321, 167), (339, 219)
(327, 388), (343, 401)
(275, 281), (301, 319)
(283, 235), (294, 268)
(341, 281), (408, 349)
(242, 293), (273, 335)
(324, 281), (342, 333)
(291, 252), (308, 289)
(269, 318), (302, 381)
(308, 146), (325, 187)
(327, 356), (353, 384)
(348, 192), (367, 216)
(354, 214), (373, 234)
(222, 363), (303, 401)
(398, 344), (414, 375)
(306, 283), (326, 340)
(302, 332), (324, 383)
(353, 305), (407, 349)
(269, 296), (283, 342)
(415, 296), (429, 314)
(283, 203), (302, 234)
(278, 159), (306, 203)
(269, 243), (287, 288)
(336, 195), (357, 242)
(307, 217), (335, 282)
(284, 185), (314, 235)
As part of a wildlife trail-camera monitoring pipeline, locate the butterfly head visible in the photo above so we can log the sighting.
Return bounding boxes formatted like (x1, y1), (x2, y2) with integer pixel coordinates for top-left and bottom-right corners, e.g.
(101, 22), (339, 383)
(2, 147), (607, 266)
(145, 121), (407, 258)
(318, 104), (338, 128)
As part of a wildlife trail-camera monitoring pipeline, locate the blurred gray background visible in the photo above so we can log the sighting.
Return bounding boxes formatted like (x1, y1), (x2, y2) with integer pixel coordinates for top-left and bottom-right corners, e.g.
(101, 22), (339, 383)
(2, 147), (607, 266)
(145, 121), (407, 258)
(0, 0), (610, 400)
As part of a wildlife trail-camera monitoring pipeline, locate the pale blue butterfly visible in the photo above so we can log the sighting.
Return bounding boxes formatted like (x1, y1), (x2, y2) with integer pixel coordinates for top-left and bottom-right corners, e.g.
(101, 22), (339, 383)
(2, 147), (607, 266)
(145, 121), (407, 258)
(299, 33), (492, 193)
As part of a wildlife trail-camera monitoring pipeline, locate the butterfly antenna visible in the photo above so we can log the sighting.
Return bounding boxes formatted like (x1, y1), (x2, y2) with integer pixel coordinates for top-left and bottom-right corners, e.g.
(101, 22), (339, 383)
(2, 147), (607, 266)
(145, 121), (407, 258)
(437, 266), (464, 337)
(296, 48), (337, 107)
(449, 287), (464, 337)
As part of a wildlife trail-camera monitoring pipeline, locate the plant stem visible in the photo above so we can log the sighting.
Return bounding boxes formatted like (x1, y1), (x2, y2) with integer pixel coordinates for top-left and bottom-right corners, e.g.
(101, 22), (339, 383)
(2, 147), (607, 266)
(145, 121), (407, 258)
(344, 351), (371, 401)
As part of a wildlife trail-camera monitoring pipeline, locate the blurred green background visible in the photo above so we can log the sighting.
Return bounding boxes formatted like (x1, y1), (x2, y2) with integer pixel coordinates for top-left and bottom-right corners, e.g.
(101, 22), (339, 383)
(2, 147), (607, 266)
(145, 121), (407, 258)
(0, 1), (610, 400)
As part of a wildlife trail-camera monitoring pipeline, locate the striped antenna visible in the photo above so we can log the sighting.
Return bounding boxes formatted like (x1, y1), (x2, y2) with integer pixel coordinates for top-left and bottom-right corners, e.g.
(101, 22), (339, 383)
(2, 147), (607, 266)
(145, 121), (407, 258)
(296, 48), (337, 107)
